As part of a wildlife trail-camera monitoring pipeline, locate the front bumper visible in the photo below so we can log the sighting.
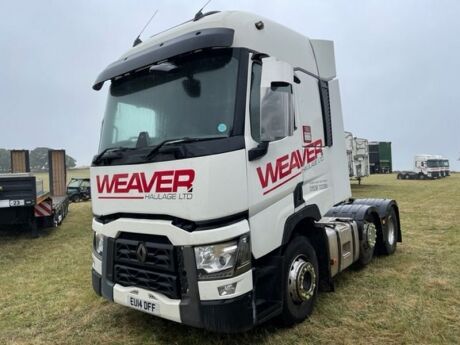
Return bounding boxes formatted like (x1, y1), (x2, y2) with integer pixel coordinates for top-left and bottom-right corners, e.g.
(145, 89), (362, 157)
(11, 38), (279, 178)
(92, 268), (255, 332)
(91, 217), (255, 332)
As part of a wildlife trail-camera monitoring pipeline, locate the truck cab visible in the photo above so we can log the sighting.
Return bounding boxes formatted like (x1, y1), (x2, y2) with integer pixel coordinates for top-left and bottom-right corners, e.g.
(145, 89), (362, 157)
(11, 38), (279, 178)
(414, 154), (440, 179)
(443, 159), (450, 176)
(90, 11), (401, 332)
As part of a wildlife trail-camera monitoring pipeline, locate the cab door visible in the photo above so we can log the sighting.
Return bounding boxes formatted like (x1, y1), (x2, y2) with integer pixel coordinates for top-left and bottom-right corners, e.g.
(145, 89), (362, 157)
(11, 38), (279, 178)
(245, 58), (303, 258)
(292, 71), (333, 214)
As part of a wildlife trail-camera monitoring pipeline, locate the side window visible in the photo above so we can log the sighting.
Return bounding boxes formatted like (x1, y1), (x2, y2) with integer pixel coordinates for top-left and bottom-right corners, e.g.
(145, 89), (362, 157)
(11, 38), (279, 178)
(249, 63), (262, 142)
(319, 80), (333, 147)
(294, 72), (325, 145)
(260, 84), (294, 141)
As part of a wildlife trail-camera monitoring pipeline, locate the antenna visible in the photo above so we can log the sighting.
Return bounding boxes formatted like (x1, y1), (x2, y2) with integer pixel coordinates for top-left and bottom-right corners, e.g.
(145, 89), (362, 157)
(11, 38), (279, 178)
(194, 0), (213, 21)
(133, 9), (159, 47)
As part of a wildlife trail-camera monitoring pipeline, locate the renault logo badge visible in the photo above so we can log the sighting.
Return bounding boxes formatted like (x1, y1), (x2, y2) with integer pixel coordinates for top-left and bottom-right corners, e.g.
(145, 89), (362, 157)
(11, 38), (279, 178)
(136, 243), (148, 263)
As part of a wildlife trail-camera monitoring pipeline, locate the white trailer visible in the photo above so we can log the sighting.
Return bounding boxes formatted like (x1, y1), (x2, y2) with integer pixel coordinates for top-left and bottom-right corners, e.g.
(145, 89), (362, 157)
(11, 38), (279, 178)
(90, 11), (401, 332)
(344, 132), (369, 184)
(345, 131), (354, 177)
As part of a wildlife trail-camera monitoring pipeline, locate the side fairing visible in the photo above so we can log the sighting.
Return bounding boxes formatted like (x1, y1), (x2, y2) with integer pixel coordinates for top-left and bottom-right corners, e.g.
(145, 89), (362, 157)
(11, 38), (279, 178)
(91, 149), (248, 221)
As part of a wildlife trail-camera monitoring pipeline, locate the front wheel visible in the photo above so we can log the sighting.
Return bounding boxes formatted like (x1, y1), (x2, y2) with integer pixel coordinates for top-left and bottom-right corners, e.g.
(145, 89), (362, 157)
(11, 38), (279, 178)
(280, 237), (319, 326)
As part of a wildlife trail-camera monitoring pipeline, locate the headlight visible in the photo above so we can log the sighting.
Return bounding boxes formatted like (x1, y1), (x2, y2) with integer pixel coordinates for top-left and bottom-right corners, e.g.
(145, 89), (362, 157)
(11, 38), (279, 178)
(93, 232), (105, 258)
(194, 235), (251, 280)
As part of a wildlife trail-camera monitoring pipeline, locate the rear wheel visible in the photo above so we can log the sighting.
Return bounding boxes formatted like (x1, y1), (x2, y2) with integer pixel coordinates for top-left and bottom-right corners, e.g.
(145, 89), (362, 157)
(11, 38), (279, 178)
(404, 174), (410, 179)
(358, 220), (377, 266)
(378, 208), (398, 255)
(280, 237), (319, 326)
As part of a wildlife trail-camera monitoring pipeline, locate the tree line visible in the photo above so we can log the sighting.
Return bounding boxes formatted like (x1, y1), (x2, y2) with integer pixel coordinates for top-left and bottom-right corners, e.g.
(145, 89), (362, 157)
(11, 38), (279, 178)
(0, 148), (76, 172)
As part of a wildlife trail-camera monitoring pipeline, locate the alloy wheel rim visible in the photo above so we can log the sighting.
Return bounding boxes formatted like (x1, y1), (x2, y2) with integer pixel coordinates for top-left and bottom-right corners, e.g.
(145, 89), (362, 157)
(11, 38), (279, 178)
(288, 255), (316, 304)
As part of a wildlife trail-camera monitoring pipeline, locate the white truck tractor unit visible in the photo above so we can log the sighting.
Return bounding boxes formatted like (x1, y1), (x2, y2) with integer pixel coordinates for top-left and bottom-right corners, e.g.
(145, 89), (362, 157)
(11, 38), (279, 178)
(442, 158), (450, 176)
(90, 11), (401, 332)
(412, 154), (441, 179)
(344, 132), (369, 184)
(434, 155), (450, 177)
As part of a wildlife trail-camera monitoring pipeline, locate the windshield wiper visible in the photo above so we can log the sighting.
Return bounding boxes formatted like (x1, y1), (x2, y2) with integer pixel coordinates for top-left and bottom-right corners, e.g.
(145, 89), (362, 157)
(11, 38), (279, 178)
(92, 147), (135, 165)
(145, 136), (226, 160)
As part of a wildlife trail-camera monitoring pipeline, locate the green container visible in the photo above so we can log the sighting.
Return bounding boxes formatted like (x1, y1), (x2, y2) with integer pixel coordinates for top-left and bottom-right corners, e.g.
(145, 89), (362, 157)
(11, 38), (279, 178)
(378, 142), (392, 173)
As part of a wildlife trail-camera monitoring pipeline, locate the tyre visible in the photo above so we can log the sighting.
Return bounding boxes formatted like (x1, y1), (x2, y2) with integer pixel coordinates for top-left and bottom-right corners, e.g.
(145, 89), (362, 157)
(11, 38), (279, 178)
(280, 236), (319, 326)
(404, 174), (409, 179)
(378, 207), (398, 255)
(419, 174), (425, 180)
(71, 194), (80, 203)
(357, 220), (377, 266)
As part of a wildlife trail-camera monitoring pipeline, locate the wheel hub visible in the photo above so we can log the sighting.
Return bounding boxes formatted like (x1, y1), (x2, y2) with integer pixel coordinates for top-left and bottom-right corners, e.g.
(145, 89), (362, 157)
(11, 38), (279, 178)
(364, 222), (377, 248)
(387, 216), (395, 245)
(288, 255), (316, 304)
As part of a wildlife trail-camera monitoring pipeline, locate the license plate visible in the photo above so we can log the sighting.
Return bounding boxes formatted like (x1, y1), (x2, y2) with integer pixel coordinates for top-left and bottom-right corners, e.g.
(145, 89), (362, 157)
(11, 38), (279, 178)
(9, 200), (25, 207)
(126, 296), (159, 315)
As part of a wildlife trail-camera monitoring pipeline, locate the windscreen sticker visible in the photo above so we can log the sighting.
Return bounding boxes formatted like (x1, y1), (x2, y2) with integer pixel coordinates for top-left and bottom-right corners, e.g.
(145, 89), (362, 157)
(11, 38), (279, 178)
(217, 123), (227, 133)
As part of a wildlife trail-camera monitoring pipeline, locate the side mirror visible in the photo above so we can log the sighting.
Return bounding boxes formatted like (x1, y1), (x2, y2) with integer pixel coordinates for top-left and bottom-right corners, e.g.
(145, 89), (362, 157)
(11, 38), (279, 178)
(260, 57), (295, 142)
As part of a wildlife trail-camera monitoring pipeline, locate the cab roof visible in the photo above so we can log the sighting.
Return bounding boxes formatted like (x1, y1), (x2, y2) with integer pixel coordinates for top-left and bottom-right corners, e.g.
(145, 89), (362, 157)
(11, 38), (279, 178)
(93, 11), (336, 90)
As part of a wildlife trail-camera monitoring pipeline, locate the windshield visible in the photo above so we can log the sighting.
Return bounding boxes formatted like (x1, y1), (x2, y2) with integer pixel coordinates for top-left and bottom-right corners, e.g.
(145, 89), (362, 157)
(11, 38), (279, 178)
(67, 180), (81, 188)
(99, 49), (240, 152)
(427, 160), (439, 168)
(443, 160), (449, 167)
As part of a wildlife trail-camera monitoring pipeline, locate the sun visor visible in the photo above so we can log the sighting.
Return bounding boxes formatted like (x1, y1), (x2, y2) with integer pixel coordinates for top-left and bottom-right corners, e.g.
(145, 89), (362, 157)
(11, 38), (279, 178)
(310, 39), (336, 81)
(92, 27), (235, 90)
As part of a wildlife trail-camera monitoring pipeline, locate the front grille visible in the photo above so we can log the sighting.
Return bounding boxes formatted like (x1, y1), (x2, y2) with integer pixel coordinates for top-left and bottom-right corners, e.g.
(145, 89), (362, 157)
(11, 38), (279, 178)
(112, 234), (184, 299)
(115, 239), (176, 272)
(114, 264), (179, 299)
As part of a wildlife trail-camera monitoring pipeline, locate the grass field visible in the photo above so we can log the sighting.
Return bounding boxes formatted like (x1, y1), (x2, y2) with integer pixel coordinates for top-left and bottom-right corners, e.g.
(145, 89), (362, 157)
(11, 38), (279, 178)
(0, 173), (459, 345)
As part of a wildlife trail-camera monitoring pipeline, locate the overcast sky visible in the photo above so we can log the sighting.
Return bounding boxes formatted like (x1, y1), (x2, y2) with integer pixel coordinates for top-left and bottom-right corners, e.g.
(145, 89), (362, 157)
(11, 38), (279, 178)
(1, 0), (459, 170)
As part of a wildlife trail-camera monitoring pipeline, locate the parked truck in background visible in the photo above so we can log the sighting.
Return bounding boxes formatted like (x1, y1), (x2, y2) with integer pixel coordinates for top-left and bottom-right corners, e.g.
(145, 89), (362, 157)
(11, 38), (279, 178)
(434, 155), (450, 177)
(90, 11), (401, 332)
(397, 154), (450, 180)
(345, 132), (369, 184)
(369, 141), (392, 174)
(442, 158), (450, 176)
(414, 154), (441, 179)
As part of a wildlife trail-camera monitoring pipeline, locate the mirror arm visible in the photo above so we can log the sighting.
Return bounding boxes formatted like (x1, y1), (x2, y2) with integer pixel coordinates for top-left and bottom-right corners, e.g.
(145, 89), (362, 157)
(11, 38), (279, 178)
(248, 141), (269, 161)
